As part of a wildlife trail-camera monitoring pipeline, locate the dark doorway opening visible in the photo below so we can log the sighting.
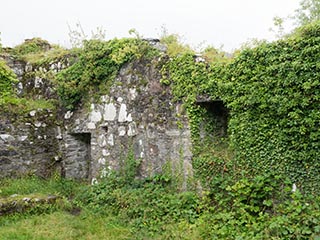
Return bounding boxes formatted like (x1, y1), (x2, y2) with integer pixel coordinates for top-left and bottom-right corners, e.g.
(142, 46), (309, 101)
(197, 100), (229, 141)
(64, 133), (91, 179)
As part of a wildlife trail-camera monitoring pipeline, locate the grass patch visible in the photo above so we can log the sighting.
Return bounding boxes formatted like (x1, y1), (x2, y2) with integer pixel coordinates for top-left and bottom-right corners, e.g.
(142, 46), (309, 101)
(1, 174), (320, 239)
(0, 211), (132, 240)
(0, 210), (200, 240)
(0, 97), (57, 114)
(20, 47), (70, 66)
(0, 175), (200, 239)
(0, 176), (80, 198)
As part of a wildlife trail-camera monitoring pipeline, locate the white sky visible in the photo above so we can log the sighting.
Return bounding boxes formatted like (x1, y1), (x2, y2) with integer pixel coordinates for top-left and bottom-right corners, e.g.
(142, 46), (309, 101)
(0, 0), (301, 52)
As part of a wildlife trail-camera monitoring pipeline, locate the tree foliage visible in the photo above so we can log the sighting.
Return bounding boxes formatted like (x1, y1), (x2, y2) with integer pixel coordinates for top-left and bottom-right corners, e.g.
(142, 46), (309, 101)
(294, 0), (320, 26)
(272, 0), (320, 38)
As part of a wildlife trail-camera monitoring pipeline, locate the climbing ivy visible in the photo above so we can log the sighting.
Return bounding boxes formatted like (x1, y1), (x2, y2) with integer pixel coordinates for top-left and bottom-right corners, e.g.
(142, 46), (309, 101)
(162, 22), (320, 194)
(0, 59), (18, 103)
(161, 53), (224, 130)
(56, 38), (160, 110)
(160, 52), (233, 189)
(220, 22), (320, 193)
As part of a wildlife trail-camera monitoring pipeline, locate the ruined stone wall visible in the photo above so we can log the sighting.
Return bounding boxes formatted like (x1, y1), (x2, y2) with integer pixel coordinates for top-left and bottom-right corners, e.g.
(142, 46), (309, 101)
(62, 58), (193, 183)
(2, 54), (65, 100)
(0, 110), (60, 177)
(0, 56), (63, 177)
(0, 52), (193, 183)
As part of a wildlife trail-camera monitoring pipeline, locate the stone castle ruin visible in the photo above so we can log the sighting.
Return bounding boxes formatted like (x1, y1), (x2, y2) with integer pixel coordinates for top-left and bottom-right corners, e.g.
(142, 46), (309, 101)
(0, 39), (227, 183)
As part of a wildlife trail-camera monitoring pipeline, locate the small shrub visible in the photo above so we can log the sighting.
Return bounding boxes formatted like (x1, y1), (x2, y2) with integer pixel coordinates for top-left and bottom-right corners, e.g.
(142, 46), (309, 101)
(0, 59), (18, 100)
(11, 38), (51, 59)
(198, 173), (320, 239)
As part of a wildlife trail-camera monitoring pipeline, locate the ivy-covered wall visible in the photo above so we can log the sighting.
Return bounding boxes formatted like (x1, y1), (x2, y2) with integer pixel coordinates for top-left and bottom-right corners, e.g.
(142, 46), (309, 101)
(161, 22), (320, 193)
(0, 22), (319, 194)
(221, 23), (320, 193)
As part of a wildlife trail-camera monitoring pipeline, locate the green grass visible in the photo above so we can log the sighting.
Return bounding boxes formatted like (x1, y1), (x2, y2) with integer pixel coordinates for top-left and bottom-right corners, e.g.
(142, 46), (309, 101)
(0, 176), (80, 197)
(0, 176), (199, 240)
(20, 47), (69, 65)
(0, 211), (132, 240)
(2, 174), (319, 239)
(0, 97), (57, 114)
(0, 211), (200, 240)
(0, 177), (132, 239)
